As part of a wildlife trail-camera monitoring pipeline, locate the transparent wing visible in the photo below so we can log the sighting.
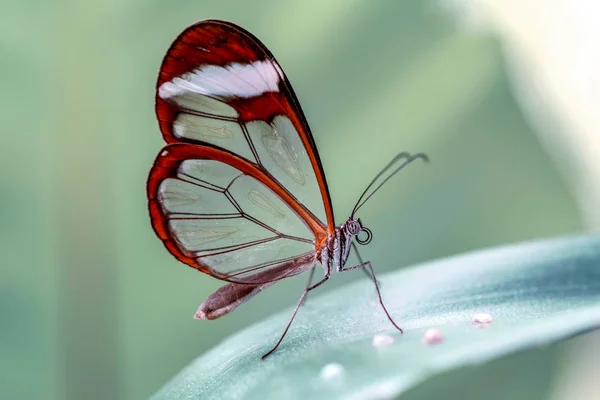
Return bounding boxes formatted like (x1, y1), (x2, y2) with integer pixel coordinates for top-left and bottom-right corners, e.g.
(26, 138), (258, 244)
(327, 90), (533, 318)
(148, 144), (320, 283)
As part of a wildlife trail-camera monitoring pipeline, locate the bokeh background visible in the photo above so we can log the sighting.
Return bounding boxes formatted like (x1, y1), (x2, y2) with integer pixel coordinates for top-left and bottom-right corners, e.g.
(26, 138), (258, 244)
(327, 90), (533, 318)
(1, 0), (598, 399)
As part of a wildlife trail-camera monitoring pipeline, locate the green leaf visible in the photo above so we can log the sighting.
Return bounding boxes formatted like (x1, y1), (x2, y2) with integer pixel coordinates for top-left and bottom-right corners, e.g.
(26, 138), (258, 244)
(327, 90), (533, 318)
(152, 234), (600, 399)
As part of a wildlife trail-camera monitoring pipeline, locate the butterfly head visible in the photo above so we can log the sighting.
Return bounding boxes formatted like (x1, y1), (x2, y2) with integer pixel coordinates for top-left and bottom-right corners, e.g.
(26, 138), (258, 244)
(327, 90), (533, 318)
(345, 217), (372, 245)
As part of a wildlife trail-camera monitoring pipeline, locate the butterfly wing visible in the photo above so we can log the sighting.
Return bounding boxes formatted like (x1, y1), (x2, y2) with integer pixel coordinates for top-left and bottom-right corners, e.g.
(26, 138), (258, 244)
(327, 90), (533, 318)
(148, 20), (334, 284)
(149, 143), (320, 284)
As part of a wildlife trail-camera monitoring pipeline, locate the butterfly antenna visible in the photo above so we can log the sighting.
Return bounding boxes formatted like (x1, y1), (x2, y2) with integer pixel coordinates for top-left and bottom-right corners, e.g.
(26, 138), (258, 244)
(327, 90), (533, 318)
(351, 152), (429, 218)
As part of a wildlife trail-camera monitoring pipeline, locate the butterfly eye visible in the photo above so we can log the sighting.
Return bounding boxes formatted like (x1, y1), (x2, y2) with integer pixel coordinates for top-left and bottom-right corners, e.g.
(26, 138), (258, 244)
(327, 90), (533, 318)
(356, 226), (373, 245)
(346, 219), (361, 235)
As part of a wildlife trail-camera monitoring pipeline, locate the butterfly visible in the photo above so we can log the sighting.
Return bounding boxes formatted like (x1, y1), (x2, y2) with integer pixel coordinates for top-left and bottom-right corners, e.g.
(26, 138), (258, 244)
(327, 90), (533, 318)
(147, 20), (428, 359)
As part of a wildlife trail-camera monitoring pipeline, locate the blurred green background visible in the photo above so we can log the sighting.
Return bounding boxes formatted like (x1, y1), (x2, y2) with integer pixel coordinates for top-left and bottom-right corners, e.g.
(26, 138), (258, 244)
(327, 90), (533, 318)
(2, 1), (597, 399)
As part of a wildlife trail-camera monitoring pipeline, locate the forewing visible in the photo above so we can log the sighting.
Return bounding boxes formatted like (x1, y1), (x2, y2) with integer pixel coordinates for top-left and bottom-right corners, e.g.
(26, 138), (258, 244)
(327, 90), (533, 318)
(148, 144), (319, 284)
(155, 20), (335, 232)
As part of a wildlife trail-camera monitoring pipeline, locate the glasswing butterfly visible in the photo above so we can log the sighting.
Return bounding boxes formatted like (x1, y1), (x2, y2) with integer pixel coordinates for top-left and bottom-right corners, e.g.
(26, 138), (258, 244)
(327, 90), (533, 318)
(147, 20), (428, 359)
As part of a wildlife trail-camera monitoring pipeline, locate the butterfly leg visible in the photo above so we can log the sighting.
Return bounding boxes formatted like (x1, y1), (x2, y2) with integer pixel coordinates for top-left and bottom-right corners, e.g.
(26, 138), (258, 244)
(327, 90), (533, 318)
(299, 265), (316, 307)
(338, 255), (378, 285)
(262, 269), (330, 359)
(339, 261), (370, 272)
(343, 242), (403, 333)
(360, 266), (377, 282)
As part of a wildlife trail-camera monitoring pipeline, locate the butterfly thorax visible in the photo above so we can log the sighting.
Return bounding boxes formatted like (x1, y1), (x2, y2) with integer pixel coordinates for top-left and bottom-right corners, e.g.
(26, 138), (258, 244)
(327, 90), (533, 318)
(318, 218), (364, 274)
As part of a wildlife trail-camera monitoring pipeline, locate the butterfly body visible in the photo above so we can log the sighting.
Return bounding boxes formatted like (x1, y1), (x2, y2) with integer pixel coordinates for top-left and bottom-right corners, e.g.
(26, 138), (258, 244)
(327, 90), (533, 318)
(320, 218), (365, 273)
